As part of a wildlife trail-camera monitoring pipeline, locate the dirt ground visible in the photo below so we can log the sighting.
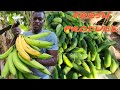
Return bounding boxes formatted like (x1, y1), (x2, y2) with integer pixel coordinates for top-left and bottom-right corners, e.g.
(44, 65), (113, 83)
(110, 32), (120, 61)
(110, 33), (120, 52)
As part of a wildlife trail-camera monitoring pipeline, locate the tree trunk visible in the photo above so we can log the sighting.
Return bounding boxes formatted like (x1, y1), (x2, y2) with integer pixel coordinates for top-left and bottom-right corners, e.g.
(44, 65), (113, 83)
(0, 19), (13, 79)
(0, 20), (8, 74)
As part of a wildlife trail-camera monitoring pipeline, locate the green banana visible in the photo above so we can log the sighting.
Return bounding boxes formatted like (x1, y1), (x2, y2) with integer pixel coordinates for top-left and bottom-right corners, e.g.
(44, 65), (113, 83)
(82, 61), (90, 73)
(68, 52), (87, 61)
(110, 58), (119, 73)
(56, 24), (63, 37)
(15, 69), (19, 79)
(71, 72), (78, 79)
(72, 62), (92, 78)
(66, 71), (75, 79)
(104, 49), (111, 68)
(62, 66), (72, 75)
(47, 14), (54, 24)
(18, 53), (47, 70)
(0, 45), (14, 60)
(81, 39), (88, 52)
(72, 72), (78, 79)
(86, 52), (91, 62)
(57, 52), (63, 66)
(67, 20), (73, 26)
(65, 11), (74, 16)
(38, 68), (51, 75)
(59, 11), (65, 17)
(58, 42), (62, 47)
(62, 17), (71, 25)
(59, 32), (66, 44)
(0, 76), (3, 79)
(29, 59), (47, 70)
(37, 53), (53, 60)
(53, 17), (62, 23)
(79, 32), (86, 41)
(65, 13), (76, 22)
(74, 59), (82, 65)
(97, 69), (112, 74)
(84, 36), (97, 61)
(65, 37), (69, 45)
(63, 54), (73, 68)
(26, 32), (51, 39)
(71, 47), (86, 54)
(95, 53), (101, 69)
(72, 32), (77, 38)
(65, 38), (78, 52)
(18, 71), (24, 79)
(1, 58), (10, 78)
(19, 53), (51, 76)
(18, 53), (38, 68)
(59, 47), (64, 53)
(30, 45), (41, 52)
(88, 61), (97, 79)
(62, 42), (67, 50)
(51, 22), (59, 29)
(78, 39), (82, 47)
(24, 36), (53, 48)
(81, 76), (88, 79)
(97, 41), (116, 53)
(53, 66), (59, 79)
(23, 73), (41, 79)
(61, 74), (67, 79)
(68, 32), (73, 39)
(8, 52), (16, 76)
(12, 49), (32, 74)
(56, 64), (62, 75)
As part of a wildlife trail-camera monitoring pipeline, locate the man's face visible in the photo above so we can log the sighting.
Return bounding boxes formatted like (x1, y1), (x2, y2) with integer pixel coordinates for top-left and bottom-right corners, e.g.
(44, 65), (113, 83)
(32, 12), (45, 32)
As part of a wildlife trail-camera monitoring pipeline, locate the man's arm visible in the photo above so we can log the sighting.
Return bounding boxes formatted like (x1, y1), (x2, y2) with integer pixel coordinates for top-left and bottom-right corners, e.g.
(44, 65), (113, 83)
(37, 50), (58, 66)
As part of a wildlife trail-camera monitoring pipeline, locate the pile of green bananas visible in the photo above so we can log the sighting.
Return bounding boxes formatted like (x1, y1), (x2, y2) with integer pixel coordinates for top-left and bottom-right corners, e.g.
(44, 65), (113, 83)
(0, 32), (54, 79)
(46, 11), (120, 79)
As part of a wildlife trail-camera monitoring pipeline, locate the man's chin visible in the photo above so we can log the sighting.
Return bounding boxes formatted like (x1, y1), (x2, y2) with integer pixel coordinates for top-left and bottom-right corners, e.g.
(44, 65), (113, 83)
(33, 28), (41, 34)
(33, 27), (40, 30)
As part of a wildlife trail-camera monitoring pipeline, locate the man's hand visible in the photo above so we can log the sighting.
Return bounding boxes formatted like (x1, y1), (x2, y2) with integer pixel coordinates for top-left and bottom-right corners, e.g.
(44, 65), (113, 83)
(37, 50), (58, 66)
(12, 27), (21, 36)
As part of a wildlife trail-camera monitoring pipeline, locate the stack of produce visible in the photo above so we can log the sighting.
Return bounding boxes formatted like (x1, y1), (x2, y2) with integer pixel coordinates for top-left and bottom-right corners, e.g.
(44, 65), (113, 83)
(45, 11), (120, 79)
(0, 32), (53, 79)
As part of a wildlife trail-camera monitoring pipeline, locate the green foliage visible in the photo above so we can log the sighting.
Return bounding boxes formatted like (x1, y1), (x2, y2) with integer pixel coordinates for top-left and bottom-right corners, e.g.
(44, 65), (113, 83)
(0, 11), (32, 32)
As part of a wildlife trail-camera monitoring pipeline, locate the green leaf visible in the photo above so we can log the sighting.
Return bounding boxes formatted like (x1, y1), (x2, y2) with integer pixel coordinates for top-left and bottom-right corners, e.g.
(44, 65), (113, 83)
(8, 15), (14, 25)
(20, 24), (28, 31)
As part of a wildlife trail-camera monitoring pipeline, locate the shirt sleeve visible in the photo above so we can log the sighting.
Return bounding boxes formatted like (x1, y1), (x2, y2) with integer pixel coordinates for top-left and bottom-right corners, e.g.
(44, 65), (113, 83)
(22, 32), (29, 36)
(47, 32), (58, 50)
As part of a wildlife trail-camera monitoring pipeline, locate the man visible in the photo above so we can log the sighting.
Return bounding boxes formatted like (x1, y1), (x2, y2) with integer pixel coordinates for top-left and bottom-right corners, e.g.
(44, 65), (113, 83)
(12, 11), (58, 79)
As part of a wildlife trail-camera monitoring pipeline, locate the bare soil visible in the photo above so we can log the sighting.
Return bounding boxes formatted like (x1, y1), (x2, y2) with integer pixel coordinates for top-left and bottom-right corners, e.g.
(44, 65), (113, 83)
(110, 32), (120, 61)
(110, 33), (120, 52)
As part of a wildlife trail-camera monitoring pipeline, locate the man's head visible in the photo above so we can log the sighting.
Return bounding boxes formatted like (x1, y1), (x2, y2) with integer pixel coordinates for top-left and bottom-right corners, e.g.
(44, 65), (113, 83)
(31, 11), (45, 34)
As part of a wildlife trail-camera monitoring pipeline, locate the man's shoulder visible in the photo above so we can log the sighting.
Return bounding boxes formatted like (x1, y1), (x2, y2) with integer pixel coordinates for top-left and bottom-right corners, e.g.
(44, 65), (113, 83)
(22, 30), (32, 36)
(42, 30), (57, 37)
(42, 29), (50, 32)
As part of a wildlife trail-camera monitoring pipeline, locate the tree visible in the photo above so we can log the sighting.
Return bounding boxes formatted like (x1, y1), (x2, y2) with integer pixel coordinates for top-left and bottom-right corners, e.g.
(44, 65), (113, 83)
(0, 11), (32, 78)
